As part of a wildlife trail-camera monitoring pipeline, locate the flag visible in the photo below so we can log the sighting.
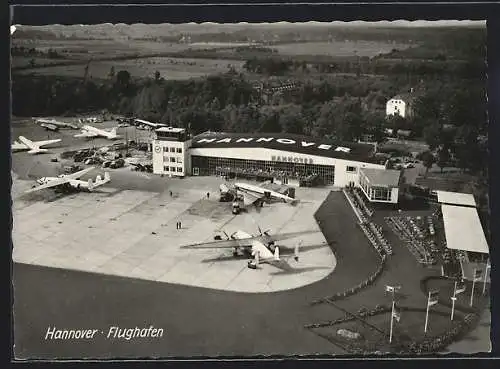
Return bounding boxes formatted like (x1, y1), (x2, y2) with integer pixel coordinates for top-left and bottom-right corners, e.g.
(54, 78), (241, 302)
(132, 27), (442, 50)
(385, 285), (395, 293)
(428, 291), (439, 306)
(455, 281), (466, 295)
(392, 307), (401, 322)
(473, 269), (483, 282)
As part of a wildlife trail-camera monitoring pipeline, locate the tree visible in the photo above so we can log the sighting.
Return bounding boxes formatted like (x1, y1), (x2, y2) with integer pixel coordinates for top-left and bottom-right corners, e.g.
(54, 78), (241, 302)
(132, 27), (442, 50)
(437, 146), (451, 173)
(108, 66), (115, 79)
(423, 123), (442, 151)
(420, 150), (435, 177)
(154, 70), (161, 82)
(116, 70), (131, 90)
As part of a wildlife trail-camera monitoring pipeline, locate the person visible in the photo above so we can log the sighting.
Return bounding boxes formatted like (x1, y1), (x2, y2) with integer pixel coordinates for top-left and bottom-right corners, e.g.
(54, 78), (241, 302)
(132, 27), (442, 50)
(176, 221), (179, 230)
(178, 221), (182, 229)
(206, 192), (210, 199)
(170, 190), (173, 197)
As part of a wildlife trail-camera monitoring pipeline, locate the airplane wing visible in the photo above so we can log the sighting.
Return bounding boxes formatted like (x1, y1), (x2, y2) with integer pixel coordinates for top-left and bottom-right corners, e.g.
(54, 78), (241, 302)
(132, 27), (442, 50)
(241, 191), (262, 206)
(66, 166), (95, 180)
(180, 238), (251, 249)
(11, 141), (28, 150)
(24, 177), (71, 194)
(75, 131), (99, 138)
(263, 230), (319, 243)
(35, 139), (61, 147)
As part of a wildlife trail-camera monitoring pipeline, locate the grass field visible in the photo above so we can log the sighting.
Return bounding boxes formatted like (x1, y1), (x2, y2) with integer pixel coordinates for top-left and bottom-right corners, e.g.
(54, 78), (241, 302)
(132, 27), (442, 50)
(16, 56), (245, 80)
(272, 40), (413, 57)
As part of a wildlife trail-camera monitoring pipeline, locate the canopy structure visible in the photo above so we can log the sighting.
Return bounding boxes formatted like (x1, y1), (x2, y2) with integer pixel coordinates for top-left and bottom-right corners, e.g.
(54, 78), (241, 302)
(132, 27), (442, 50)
(441, 205), (489, 254)
(436, 190), (476, 207)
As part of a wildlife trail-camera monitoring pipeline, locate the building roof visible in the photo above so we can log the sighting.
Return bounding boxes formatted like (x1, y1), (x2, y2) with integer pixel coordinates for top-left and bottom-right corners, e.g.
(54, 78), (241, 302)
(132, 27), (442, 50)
(360, 168), (401, 187)
(436, 190), (477, 207)
(441, 205), (489, 254)
(389, 92), (417, 104)
(190, 132), (381, 163)
(156, 127), (185, 133)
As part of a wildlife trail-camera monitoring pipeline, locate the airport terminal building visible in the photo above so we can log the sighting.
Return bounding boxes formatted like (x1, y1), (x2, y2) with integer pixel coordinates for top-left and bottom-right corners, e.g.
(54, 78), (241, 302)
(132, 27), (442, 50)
(152, 130), (390, 188)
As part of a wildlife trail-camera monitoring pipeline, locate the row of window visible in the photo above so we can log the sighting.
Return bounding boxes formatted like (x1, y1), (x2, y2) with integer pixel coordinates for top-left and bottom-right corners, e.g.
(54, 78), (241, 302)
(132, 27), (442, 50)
(164, 156), (183, 164)
(162, 147), (183, 153)
(191, 156), (336, 184)
(359, 175), (393, 202)
(163, 166), (183, 173)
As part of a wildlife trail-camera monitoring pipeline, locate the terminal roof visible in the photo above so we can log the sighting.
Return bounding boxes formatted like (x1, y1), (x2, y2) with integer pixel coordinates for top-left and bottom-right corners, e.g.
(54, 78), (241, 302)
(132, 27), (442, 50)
(436, 190), (476, 207)
(360, 168), (401, 187)
(191, 132), (380, 163)
(441, 205), (489, 254)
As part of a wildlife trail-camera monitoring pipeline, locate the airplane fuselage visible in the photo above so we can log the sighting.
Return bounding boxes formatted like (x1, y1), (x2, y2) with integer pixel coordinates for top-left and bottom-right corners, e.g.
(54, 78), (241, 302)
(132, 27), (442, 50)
(234, 182), (295, 204)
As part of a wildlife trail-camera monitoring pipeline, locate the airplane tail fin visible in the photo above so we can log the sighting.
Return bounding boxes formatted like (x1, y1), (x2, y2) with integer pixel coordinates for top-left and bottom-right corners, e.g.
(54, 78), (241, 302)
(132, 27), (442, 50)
(88, 179), (94, 191)
(110, 127), (118, 136)
(274, 246), (280, 261)
(255, 250), (260, 265)
(104, 172), (110, 182)
(294, 241), (301, 262)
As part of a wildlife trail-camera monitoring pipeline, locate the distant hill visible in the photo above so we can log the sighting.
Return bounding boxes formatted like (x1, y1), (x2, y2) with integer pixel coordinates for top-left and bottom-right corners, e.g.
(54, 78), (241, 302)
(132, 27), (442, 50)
(12, 21), (485, 43)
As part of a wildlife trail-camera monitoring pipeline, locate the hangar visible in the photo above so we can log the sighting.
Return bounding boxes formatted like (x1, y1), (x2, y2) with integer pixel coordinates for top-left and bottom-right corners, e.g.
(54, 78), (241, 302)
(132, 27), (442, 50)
(152, 130), (390, 188)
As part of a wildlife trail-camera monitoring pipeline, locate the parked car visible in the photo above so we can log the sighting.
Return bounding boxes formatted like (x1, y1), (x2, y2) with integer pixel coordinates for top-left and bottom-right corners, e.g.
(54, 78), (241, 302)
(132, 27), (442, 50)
(109, 158), (125, 169)
(84, 157), (102, 165)
(64, 165), (82, 174)
(50, 157), (59, 163)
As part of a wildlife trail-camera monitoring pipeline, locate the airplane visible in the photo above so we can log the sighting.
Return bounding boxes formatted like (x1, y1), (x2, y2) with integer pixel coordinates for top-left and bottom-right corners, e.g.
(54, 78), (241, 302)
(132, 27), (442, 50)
(24, 167), (111, 194)
(133, 119), (167, 130)
(224, 182), (299, 208)
(11, 136), (62, 154)
(74, 125), (121, 140)
(34, 118), (79, 130)
(180, 226), (319, 270)
(40, 122), (59, 132)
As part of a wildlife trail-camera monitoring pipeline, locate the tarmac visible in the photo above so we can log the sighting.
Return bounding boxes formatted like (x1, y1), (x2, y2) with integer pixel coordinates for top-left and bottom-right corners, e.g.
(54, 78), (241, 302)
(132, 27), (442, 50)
(12, 175), (335, 293)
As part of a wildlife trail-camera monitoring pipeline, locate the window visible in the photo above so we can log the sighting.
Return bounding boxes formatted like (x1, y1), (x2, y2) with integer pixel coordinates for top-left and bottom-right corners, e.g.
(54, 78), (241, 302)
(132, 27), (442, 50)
(170, 147), (175, 153)
(170, 167), (176, 172)
(177, 167), (182, 173)
(346, 166), (357, 173)
(164, 166), (169, 172)
(163, 147), (168, 152)
(176, 148), (182, 153)
(170, 157), (176, 163)
(177, 157), (183, 164)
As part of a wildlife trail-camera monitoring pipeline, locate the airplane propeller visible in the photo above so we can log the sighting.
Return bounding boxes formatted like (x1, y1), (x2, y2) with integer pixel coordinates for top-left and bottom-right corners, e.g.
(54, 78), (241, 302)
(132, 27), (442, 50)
(257, 225), (271, 236)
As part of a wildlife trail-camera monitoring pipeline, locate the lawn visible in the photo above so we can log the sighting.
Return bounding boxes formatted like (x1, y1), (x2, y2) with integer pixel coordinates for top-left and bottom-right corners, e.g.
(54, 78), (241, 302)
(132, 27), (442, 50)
(272, 40), (412, 57)
(16, 57), (245, 80)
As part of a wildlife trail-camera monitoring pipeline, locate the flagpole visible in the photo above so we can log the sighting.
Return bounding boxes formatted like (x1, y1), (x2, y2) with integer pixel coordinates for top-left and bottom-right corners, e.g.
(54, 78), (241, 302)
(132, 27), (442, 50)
(424, 291), (430, 333)
(389, 300), (395, 343)
(470, 268), (477, 307)
(451, 281), (457, 321)
(483, 261), (490, 295)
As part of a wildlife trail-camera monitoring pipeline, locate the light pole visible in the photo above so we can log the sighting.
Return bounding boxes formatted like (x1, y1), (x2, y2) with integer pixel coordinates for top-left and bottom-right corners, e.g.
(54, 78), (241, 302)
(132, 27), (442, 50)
(483, 260), (490, 295)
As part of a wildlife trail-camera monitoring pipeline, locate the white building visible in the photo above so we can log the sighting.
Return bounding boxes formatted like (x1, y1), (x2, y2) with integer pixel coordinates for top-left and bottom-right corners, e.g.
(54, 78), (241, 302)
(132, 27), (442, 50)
(189, 132), (390, 188)
(151, 127), (191, 177)
(358, 168), (401, 204)
(386, 93), (415, 118)
(150, 131), (404, 192)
